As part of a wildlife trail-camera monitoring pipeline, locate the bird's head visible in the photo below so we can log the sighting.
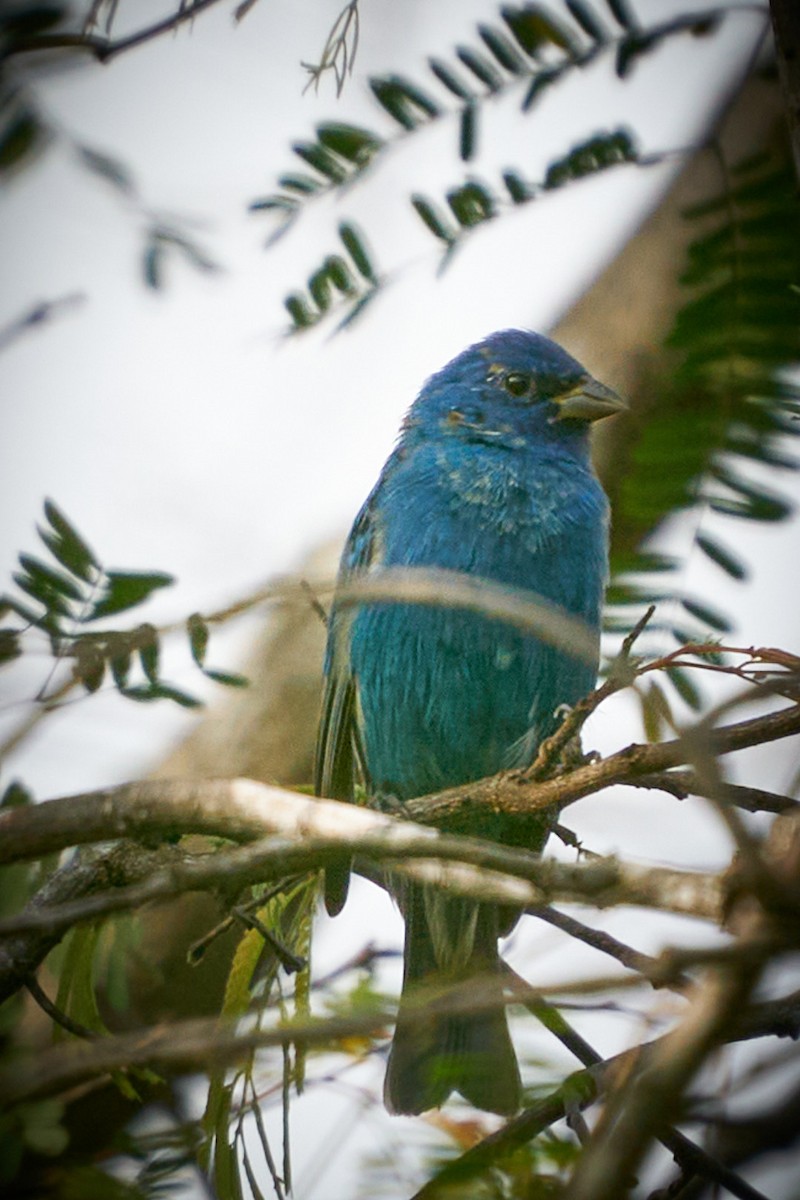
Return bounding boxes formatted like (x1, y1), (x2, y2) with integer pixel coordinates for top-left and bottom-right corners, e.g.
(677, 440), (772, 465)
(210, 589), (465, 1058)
(403, 329), (624, 457)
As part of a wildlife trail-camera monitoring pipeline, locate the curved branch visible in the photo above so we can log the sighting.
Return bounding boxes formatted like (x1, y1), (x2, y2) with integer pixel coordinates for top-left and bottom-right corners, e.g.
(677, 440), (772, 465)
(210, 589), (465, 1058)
(2, 701), (798, 868)
(5, 0), (230, 63)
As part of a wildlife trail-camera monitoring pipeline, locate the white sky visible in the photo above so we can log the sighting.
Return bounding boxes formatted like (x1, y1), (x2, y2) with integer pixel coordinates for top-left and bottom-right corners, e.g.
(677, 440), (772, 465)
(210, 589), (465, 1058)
(1, 2), (798, 1196)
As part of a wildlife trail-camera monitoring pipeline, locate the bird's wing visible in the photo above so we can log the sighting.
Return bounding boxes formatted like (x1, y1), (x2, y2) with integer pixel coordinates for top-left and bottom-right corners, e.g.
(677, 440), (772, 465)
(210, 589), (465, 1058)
(313, 494), (379, 802)
(314, 495), (380, 915)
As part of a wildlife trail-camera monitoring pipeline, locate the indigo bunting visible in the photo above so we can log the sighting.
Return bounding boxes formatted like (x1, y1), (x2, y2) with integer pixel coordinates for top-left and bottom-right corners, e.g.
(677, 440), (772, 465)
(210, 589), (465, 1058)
(315, 329), (623, 1114)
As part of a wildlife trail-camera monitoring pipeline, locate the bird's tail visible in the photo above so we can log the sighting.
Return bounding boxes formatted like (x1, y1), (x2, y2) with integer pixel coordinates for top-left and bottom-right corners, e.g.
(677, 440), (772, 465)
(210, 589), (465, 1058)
(384, 890), (521, 1115)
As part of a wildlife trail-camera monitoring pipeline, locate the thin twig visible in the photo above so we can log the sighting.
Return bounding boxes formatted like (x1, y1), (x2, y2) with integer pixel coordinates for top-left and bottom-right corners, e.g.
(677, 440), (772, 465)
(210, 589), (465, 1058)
(25, 975), (95, 1039)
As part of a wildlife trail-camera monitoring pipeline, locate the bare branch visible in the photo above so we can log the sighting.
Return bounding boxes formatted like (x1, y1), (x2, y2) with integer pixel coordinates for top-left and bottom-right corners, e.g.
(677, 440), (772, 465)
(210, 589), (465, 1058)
(5, 0), (230, 64)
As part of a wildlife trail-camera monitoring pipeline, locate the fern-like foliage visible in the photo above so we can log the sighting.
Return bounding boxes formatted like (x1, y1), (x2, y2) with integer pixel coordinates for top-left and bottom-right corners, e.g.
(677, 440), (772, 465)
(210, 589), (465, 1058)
(606, 152), (800, 662)
(1, 499), (247, 710)
(250, 0), (727, 332)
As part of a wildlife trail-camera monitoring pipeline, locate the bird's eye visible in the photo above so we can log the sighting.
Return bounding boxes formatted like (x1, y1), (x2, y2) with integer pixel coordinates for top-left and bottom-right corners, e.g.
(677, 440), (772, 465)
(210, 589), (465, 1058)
(503, 372), (530, 398)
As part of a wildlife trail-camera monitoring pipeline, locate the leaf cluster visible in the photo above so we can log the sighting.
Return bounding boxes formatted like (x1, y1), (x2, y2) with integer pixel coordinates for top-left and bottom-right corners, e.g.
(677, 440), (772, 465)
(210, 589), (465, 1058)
(607, 153), (800, 656)
(1, 499), (247, 711)
(249, 0), (724, 331)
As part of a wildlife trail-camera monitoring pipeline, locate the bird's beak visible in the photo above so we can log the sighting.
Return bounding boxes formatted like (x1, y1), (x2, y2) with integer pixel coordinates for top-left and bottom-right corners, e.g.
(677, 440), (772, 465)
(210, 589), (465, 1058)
(554, 376), (626, 423)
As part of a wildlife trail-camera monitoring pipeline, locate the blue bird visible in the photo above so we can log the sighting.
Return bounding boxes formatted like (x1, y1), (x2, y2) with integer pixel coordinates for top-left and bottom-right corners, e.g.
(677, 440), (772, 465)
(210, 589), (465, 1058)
(315, 329), (623, 1115)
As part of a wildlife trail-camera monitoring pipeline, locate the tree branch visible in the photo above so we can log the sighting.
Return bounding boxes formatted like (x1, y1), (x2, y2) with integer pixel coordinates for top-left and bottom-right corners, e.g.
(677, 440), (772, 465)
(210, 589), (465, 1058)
(5, 0), (230, 64)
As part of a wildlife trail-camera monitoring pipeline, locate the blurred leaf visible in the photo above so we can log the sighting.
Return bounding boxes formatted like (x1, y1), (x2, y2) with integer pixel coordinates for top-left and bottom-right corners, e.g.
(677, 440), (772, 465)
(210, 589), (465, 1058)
(428, 57), (474, 100)
(0, 102), (44, 176)
(291, 139), (349, 183)
(565, 0), (609, 42)
(76, 144), (135, 196)
(17, 554), (84, 602)
(339, 222), (377, 283)
(411, 194), (457, 243)
(110, 646), (133, 689)
(40, 498), (99, 582)
(142, 239), (163, 289)
(74, 640), (106, 693)
(369, 75), (440, 130)
(89, 571), (174, 620)
(55, 924), (106, 1039)
(285, 292), (318, 330)
(605, 0), (637, 30)
(641, 678), (671, 742)
(121, 683), (202, 708)
(203, 668), (249, 688)
(277, 171), (323, 194)
(1, 779), (32, 809)
(695, 533), (748, 581)
(522, 64), (564, 110)
(501, 4), (580, 56)
(477, 24), (527, 73)
(137, 624), (159, 684)
(681, 597), (732, 633)
(455, 45), (504, 92)
(316, 121), (382, 165)
(665, 664), (703, 711)
(447, 180), (496, 227)
(187, 613), (209, 667)
(502, 169), (534, 203)
(459, 101), (478, 162)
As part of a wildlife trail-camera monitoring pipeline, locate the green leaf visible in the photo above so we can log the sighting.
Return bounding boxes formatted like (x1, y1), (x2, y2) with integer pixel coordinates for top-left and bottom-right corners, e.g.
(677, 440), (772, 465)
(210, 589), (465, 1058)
(615, 31), (657, 78)
(12, 570), (73, 619)
(369, 75), (440, 130)
(212, 1085), (244, 1200)
(522, 65), (564, 111)
(696, 534), (748, 581)
(447, 180), (495, 228)
(142, 239), (163, 290)
(605, 0), (637, 30)
(0, 628), (21, 666)
(1, 593), (48, 628)
(121, 683), (202, 708)
(427, 57), (474, 100)
(641, 678), (671, 743)
(565, 0), (608, 42)
(1, 780), (32, 809)
(681, 597), (732, 633)
(455, 46), (504, 92)
(41, 499), (99, 581)
(55, 924), (106, 1039)
(110, 650), (132, 689)
(339, 222), (377, 283)
(89, 571), (174, 620)
(285, 292), (318, 330)
(316, 122), (382, 165)
(459, 101), (477, 162)
(291, 140), (349, 183)
(0, 105), (43, 175)
(501, 5), (579, 57)
(308, 267), (332, 313)
(277, 171), (323, 194)
(665, 665), (703, 711)
(188, 613), (209, 667)
(477, 24), (527, 73)
(203, 669), (249, 688)
(411, 194), (457, 243)
(74, 640), (106, 694)
(137, 625), (159, 684)
(17, 554), (84, 602)
(323, 255), (355, 294)
(76, 144), (134, 195)
(502, 169), (534, 204)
